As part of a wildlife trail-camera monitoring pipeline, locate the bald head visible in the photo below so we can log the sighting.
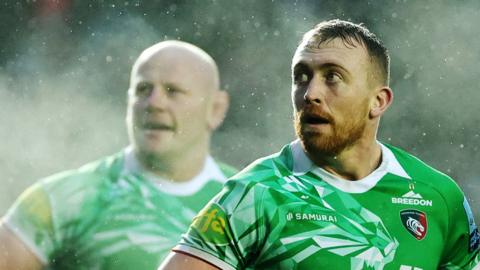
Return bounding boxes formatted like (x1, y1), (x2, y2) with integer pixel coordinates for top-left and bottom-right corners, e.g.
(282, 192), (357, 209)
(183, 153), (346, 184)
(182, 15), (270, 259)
(129, 40), (220, 97)
(126, 41), (229, 175)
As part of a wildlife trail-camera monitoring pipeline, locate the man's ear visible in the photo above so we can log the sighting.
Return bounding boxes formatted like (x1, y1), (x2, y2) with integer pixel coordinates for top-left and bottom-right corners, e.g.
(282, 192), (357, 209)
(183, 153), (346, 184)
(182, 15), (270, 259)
(370, 86), (393, 118)
(207, 90), (230, 131)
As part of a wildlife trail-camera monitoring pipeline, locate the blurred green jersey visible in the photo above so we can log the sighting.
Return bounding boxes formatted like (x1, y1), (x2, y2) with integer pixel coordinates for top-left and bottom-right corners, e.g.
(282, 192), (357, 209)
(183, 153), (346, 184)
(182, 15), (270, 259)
(3, 148), (236, 270)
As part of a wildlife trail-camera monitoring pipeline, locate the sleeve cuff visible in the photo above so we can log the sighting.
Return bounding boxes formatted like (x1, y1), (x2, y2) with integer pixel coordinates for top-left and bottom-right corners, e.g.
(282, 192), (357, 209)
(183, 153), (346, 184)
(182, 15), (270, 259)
(173, 244), (236, 270)
(1, 219), (49, 265)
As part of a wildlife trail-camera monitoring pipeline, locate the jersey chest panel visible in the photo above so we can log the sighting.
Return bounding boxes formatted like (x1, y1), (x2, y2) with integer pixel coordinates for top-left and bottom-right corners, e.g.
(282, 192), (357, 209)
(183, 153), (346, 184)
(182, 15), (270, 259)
(52, 176), (203, 270)
(255, 174), (446, 270)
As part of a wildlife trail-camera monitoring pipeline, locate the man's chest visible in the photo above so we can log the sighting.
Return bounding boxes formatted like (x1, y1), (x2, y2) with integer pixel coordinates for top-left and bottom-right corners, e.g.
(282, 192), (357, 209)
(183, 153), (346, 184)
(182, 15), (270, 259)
(255, 180), (447, 270)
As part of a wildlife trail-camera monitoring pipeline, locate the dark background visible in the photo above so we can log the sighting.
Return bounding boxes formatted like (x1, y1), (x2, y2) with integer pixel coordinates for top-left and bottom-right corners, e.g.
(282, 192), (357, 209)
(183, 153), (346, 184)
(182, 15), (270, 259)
(1, 0), (479, 220)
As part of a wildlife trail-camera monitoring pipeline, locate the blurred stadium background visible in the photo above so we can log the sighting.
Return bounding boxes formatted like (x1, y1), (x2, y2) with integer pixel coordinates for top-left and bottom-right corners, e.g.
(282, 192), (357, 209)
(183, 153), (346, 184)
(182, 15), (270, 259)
(1, 0), (479, 220)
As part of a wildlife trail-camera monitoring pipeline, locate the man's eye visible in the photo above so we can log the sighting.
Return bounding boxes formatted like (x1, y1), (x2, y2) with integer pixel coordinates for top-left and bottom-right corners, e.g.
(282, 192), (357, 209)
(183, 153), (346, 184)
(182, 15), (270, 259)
(325, 72), (342, 83)
(136, 83), (153, 96)
(294, 72), (310, 84)
(166, 86), (179, 95)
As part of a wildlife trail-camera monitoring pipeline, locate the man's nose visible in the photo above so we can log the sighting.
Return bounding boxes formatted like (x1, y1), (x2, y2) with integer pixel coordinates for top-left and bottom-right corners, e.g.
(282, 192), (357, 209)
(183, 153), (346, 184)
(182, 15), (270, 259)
(146, 86), (168, 108)
(303, 75), (324, 105)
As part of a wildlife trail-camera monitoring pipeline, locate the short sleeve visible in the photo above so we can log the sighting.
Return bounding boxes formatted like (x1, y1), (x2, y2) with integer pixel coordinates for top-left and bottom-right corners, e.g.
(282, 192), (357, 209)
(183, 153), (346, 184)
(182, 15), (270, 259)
(2, 182), (54, 264)
(439, 193), (480, 269)
(173, 180), (267, 270)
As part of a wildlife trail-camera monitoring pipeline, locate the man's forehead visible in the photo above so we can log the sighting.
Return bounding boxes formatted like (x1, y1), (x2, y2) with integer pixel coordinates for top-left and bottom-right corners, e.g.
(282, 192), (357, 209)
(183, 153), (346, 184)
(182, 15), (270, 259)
(292, 38), (369, 67)
(132, 52), (218, 93)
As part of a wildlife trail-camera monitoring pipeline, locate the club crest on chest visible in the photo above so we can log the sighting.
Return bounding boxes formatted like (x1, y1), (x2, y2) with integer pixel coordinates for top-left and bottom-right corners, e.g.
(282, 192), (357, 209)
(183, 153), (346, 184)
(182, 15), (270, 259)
(400, 209), (428, 240)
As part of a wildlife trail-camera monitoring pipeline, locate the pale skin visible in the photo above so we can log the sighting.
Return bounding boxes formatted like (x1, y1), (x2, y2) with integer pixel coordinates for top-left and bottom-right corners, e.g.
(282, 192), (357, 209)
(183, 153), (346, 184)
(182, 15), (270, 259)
(0, 41), (229, 269)
(0, 223), (43, 270)
(159, 38), (393, 269)
(158, 252), (219, 270)
(127, 41), (229, 181)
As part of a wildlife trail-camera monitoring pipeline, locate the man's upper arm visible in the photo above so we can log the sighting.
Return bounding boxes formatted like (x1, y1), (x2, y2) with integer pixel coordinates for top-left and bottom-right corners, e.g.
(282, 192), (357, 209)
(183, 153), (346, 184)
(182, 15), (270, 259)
(169, 179), (266, 269)
(158, 251), (220, 270)
(440, 191), (480, 269)
(1, 182), (55, 268)
(0, 222), (43, 270)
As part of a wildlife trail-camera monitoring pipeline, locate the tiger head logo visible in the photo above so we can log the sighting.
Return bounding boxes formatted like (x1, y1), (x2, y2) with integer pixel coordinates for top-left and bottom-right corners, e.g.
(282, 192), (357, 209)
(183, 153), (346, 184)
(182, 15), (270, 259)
(400, 210), (428, 240)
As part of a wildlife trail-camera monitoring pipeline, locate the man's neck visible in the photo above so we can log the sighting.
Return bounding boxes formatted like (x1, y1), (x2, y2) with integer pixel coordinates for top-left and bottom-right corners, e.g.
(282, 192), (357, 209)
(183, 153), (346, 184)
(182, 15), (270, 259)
(307, 138), (382, 181)
(135, 146), (209, 183)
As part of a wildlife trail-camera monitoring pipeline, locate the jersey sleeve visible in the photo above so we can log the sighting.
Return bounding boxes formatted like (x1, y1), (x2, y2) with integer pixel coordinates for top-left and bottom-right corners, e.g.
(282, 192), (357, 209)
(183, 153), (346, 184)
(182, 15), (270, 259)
(173, 179), (267, 270)
(2, 181), (54, 264)
(439, 190), (480, 269)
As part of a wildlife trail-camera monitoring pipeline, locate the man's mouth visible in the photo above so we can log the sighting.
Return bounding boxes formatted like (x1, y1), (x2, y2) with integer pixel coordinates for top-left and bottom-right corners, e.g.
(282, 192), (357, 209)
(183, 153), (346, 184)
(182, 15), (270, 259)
(301, 114), (330, 125)
(142, 122), (173, 131)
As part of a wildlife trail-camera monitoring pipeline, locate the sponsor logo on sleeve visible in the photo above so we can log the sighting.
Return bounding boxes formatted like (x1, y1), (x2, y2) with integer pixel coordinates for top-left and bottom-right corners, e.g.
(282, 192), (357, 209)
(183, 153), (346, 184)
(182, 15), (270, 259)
(400, 209), (428, 240)
(463, 197), (480, 252)
(190, 203), (232, 246)
(392, 191), (432, 207)
(286, 212), (337, 223)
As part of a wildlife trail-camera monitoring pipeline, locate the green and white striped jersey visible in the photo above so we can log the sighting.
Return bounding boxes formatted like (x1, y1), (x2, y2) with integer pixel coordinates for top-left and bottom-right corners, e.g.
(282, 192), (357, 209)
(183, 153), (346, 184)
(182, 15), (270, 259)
(175, 140), (480, 270)
(3, 148), (236, 270)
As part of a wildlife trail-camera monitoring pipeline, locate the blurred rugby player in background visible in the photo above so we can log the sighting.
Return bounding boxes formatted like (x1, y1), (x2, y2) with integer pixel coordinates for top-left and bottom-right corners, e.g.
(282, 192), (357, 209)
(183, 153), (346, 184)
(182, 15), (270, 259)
(0, 40), (236, 270)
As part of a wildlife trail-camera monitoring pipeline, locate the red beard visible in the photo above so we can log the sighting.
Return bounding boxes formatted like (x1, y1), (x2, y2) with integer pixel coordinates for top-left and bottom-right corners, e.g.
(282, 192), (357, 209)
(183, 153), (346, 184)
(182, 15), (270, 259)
(294, 104), (367, 157)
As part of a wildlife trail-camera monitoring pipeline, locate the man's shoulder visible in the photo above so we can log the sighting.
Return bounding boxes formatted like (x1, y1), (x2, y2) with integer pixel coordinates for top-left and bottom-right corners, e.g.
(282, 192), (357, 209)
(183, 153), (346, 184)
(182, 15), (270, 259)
(39, 151), (124, 191)
(384, 143), (462, 195)
(206, 147), (293, 219)
(227, 144), (292, 187)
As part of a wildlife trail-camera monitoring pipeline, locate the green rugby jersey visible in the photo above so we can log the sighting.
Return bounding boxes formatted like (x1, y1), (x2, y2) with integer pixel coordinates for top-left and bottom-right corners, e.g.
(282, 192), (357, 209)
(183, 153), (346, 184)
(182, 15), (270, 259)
(175, 140), (480, 270)
(2, 148), (236, 270)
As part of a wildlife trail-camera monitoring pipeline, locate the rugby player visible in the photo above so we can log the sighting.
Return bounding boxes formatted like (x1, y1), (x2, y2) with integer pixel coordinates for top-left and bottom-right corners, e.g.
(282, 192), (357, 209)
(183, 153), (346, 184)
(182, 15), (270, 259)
(159, 20), (480, 269)
(0, 40), (236, 270)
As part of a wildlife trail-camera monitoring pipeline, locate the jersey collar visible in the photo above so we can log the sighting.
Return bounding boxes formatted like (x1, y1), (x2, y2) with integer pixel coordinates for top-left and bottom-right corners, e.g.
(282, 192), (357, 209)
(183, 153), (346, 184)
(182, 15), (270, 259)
(290, 139), (411, 193)
(121, 146), (227, 196)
